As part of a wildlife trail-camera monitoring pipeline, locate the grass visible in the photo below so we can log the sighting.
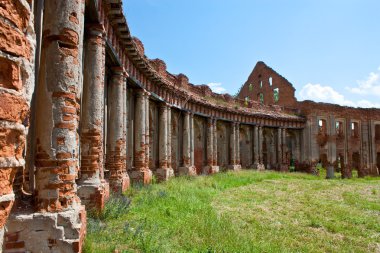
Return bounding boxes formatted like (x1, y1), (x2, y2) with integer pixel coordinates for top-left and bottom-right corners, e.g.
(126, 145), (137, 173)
(84, 170), (380, 253)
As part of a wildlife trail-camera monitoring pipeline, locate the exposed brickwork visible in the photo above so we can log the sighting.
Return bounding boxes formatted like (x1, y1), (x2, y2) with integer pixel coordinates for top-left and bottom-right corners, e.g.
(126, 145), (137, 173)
(1, 0), (379, 251)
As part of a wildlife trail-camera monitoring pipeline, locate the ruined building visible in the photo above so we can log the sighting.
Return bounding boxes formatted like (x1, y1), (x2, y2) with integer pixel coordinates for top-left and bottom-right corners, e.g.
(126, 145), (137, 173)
(0, 0), (379, 252)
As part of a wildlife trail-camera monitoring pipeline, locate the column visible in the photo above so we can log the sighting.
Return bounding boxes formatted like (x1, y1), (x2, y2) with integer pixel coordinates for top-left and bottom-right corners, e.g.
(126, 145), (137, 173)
(130, 91), (152, 184)
(157, 104), (174, 181)
(145, 92), (150, 170)
(179, 112), (196, 175)
(253, 125), (259, 168)
(229, 123), (241, 170)
(282, 128), (287, 164)
(106, 68), (130, 194)
(203, 118), (219, 174)
(0, 0), (35, 249)
(78, 25), (109, 210)
(235, 123), (241, 166)
(190, 113), (195, 167)
(167, 107), (172, 170)
(258, 126), (265, 170)
(277, 128), (282, 166)
(22, 0), (86, 251)
(213, 119), (218, 166)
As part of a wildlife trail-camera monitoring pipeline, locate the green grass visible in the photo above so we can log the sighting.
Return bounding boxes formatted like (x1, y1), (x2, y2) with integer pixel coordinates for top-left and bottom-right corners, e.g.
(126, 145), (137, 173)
(84, 170), (380, 253)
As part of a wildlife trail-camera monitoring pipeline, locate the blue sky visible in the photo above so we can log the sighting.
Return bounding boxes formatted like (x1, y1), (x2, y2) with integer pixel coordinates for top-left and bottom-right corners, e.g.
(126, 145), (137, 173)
(123, 0), (380, 108)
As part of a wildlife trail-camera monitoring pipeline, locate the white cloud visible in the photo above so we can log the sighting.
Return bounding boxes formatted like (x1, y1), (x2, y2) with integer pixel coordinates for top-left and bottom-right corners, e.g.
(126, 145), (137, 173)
(299, 83), (380, 108)
(207, 82), (227, 94)
(345, 67), (380, 96)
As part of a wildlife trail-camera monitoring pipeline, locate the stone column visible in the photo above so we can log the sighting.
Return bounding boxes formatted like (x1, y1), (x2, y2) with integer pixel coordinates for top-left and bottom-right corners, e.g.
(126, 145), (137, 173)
(253, 125), (259, 168)
(167, 107), (172, 170)
(0, 0), (35, 249)
(277, 128), (282, 167)
(130, 90), (152, 184)
(295, 131), (301, 162)
(190, 113), (195, 167)
(145, 93), (150, 171)
(179, 112), (196, 175)
(15, 1), (86, 251)
(106, 68), (130, 194)
(78, 25), (109, 210)
(282, 128), (287, 164)
(257, 126), (265, 170)
(236, 123), (241, 166)
(204, 118), (219, 174)
(229, 123), (241, 170)
(213, 119), (218, 166)
(157, 104), (174, 181)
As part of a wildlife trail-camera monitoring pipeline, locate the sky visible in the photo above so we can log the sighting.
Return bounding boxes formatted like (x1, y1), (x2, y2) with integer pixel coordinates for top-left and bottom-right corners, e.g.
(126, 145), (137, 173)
(123, 0), (380, 108)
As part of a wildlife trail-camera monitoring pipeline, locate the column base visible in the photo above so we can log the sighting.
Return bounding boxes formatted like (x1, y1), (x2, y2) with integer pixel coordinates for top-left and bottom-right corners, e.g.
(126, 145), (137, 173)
(279, 164), (288, 172)
(228, 164), (242, 171)
(156, 168), (174, 182)
(257, 163), (266, 171)
(78, 180), (110, 211)
(178, 166), (197, 176)
(129, 168), (152, 185)
(203, 166), (220, 175)
(4, 205), (86, 253)
(109, 173), (130, 194)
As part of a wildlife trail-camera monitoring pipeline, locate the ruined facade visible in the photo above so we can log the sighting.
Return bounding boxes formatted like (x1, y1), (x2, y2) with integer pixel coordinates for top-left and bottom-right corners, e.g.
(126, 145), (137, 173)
(0, 0), (379, 252)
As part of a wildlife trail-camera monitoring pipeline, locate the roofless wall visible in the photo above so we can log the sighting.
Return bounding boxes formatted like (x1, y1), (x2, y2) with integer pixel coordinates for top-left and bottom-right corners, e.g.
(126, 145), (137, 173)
(0, 0), (379, 252)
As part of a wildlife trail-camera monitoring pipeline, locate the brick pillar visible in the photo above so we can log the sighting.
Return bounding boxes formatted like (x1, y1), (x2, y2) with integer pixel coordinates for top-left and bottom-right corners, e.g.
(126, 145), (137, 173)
(282, 128), (287, 164)
(157, 104), (174, 181)
(257, 126), (265, 171)
(213, 119), (218, 166)
(106, 68), (130, 194)
(167, 107), (172, 171)
(130, 91), (152, 184)
(203, 118), (219, 174)
(190, 113), (195, 167)
(229, 122), (241, 170)
(0, 0), (35, 249)
(78, 24), (109, 210)
(236, 123), (241, 166)
(145, 93), (150, 173)
(253, 125), (259, 168)
(179, 112), (196, 176)
(6, 1), (87, 252)
(277, 128), (282, 167)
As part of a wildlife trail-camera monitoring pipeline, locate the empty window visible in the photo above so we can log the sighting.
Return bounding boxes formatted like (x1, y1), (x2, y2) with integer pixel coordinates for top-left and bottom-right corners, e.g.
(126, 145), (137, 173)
(273, 88), (279, 103)
(258, 93), (264, 104)
(244, 96), (250, 106)
(269, 77), (273, 86)
(375, 125), (380, 141)
(351, 122), (359, 137)
(249, 83), (253, 91)
(336, 121), (344, 135)
(318, 119), (327, 134)
(260, 80), (263, 88)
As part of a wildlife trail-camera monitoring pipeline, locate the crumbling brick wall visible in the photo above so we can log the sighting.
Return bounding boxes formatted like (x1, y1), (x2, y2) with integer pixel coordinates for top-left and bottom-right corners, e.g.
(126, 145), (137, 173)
(238, 61), (297, 107)
(0, 0), (35, 248)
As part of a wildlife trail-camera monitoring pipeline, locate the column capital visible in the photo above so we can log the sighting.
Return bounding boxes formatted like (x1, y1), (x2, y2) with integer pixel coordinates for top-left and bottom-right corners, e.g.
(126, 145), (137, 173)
(111, 66), (128, 78)
(136, 89), (150, 98)
(85, 23), (106, 38)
